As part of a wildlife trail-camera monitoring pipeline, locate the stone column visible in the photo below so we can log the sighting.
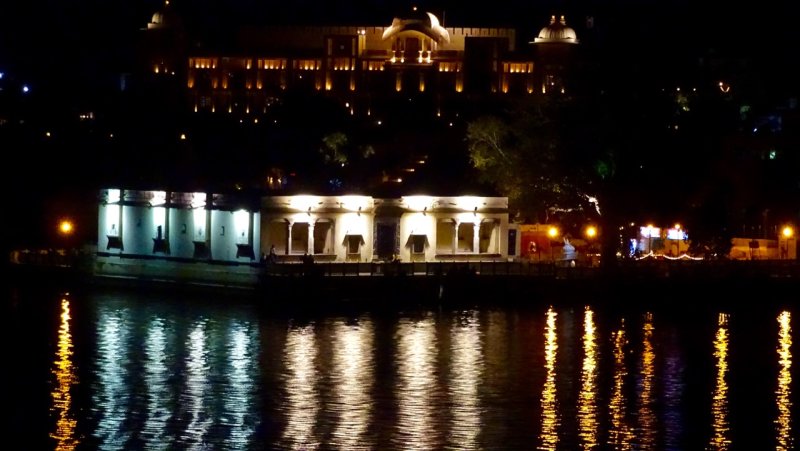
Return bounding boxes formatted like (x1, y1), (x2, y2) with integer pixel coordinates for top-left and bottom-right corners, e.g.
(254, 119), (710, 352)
(308, 222), (315, 254)
(452, 220), (459, 254)
(287, 220), (294, 254)
(473, 222), (481, 254)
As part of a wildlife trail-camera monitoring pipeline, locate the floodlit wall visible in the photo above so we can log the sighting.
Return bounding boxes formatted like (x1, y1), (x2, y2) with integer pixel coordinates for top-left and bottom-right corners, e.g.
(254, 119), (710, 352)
(260, 195), (375, 261)
(100, 190), (508, 264)
(96, 189), (260, 263)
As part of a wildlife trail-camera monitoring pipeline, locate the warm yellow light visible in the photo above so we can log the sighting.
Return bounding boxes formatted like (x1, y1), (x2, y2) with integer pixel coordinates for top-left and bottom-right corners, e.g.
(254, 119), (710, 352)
(59, 220), (73, 235)
(675, 223), (681, 230)
(548, 227), (559, 238)
(782, 226), (793, 238)
(585, 226), (597, 238)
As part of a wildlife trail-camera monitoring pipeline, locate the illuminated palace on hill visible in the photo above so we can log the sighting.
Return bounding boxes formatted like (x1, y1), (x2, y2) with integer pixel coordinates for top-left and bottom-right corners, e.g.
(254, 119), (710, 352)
(141, 3), (579, 115)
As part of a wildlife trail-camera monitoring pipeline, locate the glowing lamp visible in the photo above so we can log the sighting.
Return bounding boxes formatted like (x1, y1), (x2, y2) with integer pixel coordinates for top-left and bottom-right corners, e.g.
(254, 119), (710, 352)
(59, 220), (73, 235)
(782, 226), (794, 238)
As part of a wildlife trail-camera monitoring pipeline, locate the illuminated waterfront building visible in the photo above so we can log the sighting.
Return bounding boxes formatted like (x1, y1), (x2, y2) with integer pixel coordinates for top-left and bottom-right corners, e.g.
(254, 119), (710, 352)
(96, 189), (510, 268)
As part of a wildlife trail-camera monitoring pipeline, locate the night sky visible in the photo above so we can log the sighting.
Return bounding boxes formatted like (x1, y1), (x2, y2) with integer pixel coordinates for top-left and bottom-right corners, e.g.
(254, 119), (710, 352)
(1, 0), (798, 250)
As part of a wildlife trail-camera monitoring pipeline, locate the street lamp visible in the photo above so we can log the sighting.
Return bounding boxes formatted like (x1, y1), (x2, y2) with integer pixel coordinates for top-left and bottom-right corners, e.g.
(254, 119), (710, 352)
(585, 225), (598, 266)
(780, 225), (794, 259)
(646, 224), (655, 255)
(59, 220), (74, 237)
(548, 226), (559, 262)
(674, 223), (681, 256)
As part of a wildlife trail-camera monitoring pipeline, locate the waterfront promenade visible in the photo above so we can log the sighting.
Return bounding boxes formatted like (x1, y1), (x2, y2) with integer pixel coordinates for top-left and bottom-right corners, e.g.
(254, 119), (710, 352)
(8, 248), (800, 306)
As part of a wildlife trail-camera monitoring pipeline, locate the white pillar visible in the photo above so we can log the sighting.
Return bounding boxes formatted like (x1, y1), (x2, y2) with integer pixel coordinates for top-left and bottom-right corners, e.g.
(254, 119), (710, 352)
(473, 222), (480, 253)
(452, 220), (458, 254)
(287, 220), (294, 254)
(308, 222), (315, 254)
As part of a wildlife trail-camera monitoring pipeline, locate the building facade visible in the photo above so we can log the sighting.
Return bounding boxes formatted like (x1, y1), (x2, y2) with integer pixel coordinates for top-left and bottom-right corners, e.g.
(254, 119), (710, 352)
(97, 189), (510, 265)
(140, 4), (578, 116)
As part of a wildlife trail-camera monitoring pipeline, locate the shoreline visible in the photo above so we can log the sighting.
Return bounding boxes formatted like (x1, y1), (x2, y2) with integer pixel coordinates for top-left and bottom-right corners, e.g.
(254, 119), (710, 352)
(8, 258), (799, 313)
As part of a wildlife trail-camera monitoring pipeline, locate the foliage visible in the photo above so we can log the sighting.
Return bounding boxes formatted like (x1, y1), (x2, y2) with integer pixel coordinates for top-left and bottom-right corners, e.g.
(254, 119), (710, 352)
(465, 96), (603, 225)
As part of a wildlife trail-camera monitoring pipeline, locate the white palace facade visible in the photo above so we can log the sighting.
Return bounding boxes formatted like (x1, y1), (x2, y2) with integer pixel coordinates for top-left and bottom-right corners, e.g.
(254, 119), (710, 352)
(96, 189), (512, 268)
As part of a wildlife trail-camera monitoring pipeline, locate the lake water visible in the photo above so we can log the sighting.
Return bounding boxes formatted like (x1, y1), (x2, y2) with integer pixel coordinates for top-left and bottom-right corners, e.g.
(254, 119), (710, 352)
(4, 281), (797, 450)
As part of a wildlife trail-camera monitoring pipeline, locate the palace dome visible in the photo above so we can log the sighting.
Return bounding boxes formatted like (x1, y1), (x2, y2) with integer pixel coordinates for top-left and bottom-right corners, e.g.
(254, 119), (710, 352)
(382, 8), (450, 43)
(147, 2), (181, 30)
(532, 15), (579, 44)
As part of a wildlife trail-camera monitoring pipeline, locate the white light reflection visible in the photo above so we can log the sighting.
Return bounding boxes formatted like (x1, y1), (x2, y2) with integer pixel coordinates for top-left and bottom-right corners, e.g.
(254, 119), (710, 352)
(50, 297), (79, 451)
(449, 310), (483, 450)
(395, 315), (438, 450)
(179, 321), (212, 449)
(578, 306), (598, 449)
(608, 321), (632, 450)
(709, 313), (731, 451)
(226, 322), (257, 447)
(775, 311), (792, 451)
(331, 318), (374, 449)
(634, 312), (656, 449)
(93, 306), (132, 450)
(282, 324), (320, 450)
(539, 307), (559, 450)
(142, 318), (170, 450)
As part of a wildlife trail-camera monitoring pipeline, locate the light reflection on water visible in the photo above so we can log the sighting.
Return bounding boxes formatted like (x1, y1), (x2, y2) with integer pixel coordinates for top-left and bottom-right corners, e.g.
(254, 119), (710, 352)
(180, 320), (213, 449)
(330, 318), (374, 449)
(142, 317), (170, 450)
(394, 315), (439, 450)
(775, 311), (792, 451)
(93, 304), (132, 449)
(578, 306), (598, 449)
(709, 313), (731, 451)
(634, 312), (657, 449)
(448, 310), (483, 450)
(608, 320), (632, 450)
(225, 321), (258, 448)
(24, 290), (799, 450)
(50, 297), (78, 451)
(538, 307), (559, 450)
(281, 324), (320, 450)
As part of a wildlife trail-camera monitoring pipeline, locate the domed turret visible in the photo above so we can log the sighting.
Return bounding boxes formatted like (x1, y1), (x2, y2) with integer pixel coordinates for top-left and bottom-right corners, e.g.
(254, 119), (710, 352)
(382, 7), (450, 44)
(532, 15), (578, 44)
(147, 1), (181, 30)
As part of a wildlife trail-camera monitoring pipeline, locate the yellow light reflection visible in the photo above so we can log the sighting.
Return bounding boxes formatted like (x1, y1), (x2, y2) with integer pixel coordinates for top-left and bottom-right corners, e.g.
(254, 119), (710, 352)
(449, 310), (483, 449)
(539, 307), (559, 450)
(50, 298), (79, 451)
(635, 312), (656, 449)
(775, 311), (792, 451)
(578, 306), (598, 448)
(282, 325), (319, 450)
(331, 318), (374, 449)
(709, 313), (731, 450)
(608, 321), (633, 450)
(395, 315), (437, 449)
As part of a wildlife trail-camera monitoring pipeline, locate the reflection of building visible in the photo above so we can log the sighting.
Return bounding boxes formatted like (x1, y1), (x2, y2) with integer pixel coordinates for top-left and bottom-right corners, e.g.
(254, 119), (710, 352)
(140, 3), (579, 116)
(96, 189), (510, 265)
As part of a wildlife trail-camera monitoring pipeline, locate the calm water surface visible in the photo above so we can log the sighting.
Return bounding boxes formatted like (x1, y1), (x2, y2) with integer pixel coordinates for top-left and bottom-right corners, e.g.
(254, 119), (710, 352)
(5, 283), (798, 450)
